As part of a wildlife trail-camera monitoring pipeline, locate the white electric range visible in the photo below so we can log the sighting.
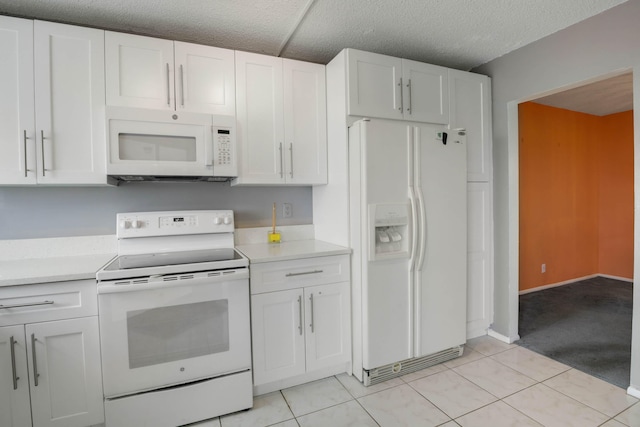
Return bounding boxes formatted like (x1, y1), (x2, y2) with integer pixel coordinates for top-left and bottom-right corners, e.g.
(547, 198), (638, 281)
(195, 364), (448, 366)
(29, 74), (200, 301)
(96, 210), (252, 427)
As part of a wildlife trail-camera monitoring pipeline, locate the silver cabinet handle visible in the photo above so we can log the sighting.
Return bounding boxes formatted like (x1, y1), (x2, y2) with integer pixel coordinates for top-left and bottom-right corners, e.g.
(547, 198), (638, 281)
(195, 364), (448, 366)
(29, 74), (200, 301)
(279, 142), (284, 179)
(10, 336), (19, 390)
(180, 64), (185, 106)
(309, 293), (315, 333)
(166, 63), (171, 106)
(31, 333), (39, 387)
(289, 143), (293, 178)
(40, 130), (47, 176)
(23, 130), (31, 177)
(0, 300), (54, 310)
(398, 78), (403, 112)
(297, 295), (303, 336)
(285, 270), (323, 277)
(407, 79), (412, 114)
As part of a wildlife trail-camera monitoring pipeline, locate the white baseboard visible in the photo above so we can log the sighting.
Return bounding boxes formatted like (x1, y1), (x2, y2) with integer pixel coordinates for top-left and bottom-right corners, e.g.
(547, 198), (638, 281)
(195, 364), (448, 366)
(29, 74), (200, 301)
(518, 273), (633, 295)
(627, 385), (640, 399)
(599, 274), (634, 283)
(488, 329), (520, 344)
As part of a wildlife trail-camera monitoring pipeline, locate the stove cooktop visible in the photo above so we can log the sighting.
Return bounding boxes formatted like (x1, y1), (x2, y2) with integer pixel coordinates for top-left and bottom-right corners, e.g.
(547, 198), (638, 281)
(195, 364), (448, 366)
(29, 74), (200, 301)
(97, 248), (248, 282)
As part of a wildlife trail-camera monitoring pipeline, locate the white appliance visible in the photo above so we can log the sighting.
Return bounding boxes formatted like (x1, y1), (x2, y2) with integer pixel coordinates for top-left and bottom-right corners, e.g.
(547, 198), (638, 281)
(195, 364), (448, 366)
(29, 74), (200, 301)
(348, 119), (467, 385)
(106, 107), (237, 181)
(96, 210), (252, 427)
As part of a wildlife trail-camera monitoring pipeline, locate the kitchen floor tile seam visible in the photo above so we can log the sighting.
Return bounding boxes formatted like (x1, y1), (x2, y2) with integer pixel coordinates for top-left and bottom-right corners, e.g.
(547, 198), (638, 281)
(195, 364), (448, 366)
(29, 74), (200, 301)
(506, 382), (618, 426)
(350, 395), (386, 427)
(486, 351), (553, 384)
(541, 388), (633, 422)
(403, 370), (500, 420)
(278, 389), (297, 418)
(452, 397), (543, 427)
(450, 365), (541, 401)
(292, 397), (383, 427)
(488, 346), (573, 382)
(537, 370), (638, 419)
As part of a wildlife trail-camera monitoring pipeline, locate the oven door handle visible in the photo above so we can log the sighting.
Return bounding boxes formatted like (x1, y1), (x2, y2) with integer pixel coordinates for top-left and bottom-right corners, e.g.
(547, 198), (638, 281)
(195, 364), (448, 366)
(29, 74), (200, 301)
(97, 269), (249, 294)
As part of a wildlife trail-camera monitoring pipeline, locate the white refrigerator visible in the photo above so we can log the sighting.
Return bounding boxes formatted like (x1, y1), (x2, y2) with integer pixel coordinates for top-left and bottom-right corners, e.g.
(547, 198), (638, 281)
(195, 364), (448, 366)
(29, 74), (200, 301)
(348, 118), (467, 385)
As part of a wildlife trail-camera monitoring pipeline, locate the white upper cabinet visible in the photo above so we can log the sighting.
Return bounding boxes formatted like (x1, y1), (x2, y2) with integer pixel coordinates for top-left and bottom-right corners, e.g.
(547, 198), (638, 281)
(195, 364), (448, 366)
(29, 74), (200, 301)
(283, 59), (327, 185)
(174, 41), (236, 115)
(449, 69), (492, 182)
(347, 49), (403, 120)
(0, 16), (35, 184)
(0, 17), (107, 186)
(34, 21), (107, 185)
(234, 51), (327, 185)
(402, 59), (449, 124)
(106, 32), (174, 110)
(106, 32), (235, 115)
(234, 51), (284, 185)
(346, 49), (449, 124)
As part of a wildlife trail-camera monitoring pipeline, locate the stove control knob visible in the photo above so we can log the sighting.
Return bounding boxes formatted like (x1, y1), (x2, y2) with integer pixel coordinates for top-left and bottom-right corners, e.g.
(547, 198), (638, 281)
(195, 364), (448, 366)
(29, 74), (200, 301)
(131, 220), (141, 229)
(213, 217), (222, 225)
(223, 216), (232, 225)
(119, 220), (130, 229)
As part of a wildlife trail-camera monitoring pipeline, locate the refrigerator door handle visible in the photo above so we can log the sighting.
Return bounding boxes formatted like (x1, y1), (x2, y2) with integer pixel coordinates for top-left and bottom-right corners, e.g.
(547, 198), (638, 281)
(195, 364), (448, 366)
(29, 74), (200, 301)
(416, 187), (427, 272)
(408, 127), (418, 272)
(413, 126), (427, 273)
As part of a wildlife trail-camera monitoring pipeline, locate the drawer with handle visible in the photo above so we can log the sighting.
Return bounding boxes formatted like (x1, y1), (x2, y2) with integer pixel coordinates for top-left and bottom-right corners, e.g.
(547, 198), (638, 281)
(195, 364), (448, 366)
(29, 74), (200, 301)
(249, 255), (350, 294)
(0, 279), (97, 326)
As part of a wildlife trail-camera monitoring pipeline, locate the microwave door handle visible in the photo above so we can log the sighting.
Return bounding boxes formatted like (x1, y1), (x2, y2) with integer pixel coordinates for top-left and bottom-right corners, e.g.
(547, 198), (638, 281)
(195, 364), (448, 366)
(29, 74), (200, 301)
(206, 126), (214, 167)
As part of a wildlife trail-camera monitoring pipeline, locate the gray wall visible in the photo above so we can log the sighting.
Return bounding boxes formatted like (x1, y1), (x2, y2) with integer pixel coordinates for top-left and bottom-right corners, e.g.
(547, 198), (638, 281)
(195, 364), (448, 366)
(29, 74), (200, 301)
(473, 1), (640, 390)
(0, 182), (312, 239)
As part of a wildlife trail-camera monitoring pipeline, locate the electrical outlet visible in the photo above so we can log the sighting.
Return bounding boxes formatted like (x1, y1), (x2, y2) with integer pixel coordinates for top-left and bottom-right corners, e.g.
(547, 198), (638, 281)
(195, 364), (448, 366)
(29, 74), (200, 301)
(541, 263), (546, 273)
(282, 203), (293, 218)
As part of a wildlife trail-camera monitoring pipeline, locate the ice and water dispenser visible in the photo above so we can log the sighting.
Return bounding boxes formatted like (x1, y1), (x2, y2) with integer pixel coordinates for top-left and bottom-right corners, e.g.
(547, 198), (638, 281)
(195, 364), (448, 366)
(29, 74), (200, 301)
(368, 204), (410, 261)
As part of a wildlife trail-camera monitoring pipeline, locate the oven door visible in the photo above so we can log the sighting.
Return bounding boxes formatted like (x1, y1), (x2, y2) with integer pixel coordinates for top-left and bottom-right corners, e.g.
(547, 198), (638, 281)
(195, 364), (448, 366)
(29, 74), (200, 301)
(97, 269), (250, 398)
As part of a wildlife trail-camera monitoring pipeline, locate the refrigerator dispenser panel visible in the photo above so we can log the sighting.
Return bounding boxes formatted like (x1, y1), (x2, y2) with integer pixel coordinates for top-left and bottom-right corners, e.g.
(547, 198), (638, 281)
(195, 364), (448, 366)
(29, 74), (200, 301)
(368, 204), (410, 261)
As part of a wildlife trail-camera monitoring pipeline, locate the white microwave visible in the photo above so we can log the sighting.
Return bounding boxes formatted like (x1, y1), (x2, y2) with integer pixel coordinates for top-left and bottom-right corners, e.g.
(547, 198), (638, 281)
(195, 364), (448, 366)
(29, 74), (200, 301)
(106, 107), (236, 181)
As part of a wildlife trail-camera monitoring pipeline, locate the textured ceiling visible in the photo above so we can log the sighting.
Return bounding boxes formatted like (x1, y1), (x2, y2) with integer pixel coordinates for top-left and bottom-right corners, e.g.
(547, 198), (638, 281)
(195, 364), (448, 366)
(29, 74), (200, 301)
(0, 0), (628, 70)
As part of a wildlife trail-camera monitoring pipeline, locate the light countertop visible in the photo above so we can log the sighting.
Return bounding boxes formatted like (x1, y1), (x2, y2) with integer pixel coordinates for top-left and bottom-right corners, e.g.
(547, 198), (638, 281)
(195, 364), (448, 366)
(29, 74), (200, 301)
(0, 253), (116, 287)
(236, 240), (350, 263)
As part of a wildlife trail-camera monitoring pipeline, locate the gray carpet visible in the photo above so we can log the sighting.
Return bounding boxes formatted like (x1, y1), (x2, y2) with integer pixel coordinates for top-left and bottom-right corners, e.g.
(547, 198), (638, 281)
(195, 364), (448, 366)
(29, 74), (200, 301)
(517, 276), (632, 389)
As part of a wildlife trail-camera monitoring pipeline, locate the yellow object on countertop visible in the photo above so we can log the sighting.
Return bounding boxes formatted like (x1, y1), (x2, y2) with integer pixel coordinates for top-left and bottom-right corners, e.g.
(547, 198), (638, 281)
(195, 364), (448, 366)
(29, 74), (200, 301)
(269, 202), (281, 243)
(268, 231), (281, 243)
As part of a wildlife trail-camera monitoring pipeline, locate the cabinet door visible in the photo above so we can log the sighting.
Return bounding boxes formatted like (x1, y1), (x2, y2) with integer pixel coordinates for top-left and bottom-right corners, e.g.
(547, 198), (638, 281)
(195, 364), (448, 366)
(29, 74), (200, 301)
(466, 182), (494, 339)
(174, 41), (236, 115)
(346, 49), (403, 120)
(402, 59), (449, 124)
(449, 69), (492, 182)
(34, 21), (107, 185)
(283, 59), (327, 185)
(105, 31), (174, 110)
(234, 51), (285, 184)
(251, 289), (305, 385)
(304, 283), (350, 372)
(0, 16), (36, 185)
(26, 317), (104, 427)
(0, 326), (32, 427)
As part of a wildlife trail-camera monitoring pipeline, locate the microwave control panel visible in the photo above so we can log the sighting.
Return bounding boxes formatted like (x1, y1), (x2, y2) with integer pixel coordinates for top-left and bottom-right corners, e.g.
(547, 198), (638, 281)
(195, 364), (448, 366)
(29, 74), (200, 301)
(213, 119), (237, 177)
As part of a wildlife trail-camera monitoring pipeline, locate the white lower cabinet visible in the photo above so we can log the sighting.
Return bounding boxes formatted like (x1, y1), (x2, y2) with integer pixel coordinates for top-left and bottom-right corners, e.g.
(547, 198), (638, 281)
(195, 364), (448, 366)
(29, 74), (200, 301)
(249, 255), (350, 393)
(0, 280), (104, 427)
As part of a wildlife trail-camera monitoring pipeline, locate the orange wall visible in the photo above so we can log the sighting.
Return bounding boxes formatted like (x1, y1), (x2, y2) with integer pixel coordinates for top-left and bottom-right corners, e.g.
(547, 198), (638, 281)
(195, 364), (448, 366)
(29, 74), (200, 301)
(598, 111), (634, 278)
(518, 102), (633, 291)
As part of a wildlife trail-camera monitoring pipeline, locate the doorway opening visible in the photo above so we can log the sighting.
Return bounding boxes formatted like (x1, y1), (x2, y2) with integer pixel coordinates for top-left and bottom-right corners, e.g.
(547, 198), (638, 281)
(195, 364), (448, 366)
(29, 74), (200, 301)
(516, 71), (634, 388)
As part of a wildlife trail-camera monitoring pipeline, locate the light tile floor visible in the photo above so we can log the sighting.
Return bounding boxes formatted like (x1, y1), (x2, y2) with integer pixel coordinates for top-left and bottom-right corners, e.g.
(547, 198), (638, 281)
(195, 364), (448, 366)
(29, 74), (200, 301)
(194, 336), (640, 427)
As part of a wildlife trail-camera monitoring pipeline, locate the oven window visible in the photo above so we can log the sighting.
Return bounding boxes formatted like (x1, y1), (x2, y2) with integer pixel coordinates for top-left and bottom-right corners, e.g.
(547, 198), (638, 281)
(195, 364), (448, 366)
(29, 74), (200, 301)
(126, 299), (229, 369)
(118, 133), (197, 162)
